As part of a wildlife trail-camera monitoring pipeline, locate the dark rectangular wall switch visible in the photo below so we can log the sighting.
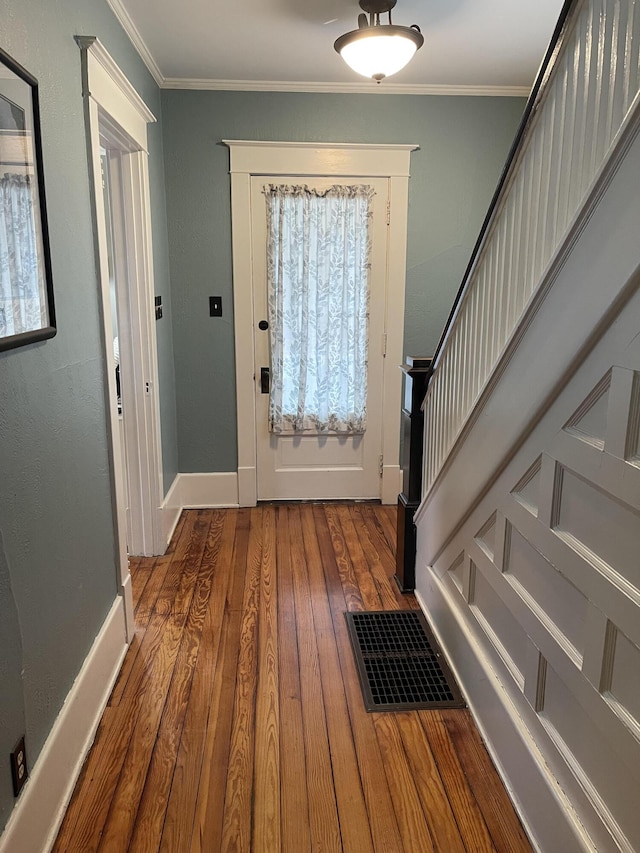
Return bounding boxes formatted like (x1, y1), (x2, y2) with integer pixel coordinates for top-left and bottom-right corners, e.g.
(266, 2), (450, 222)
(209, 296), (223, 317)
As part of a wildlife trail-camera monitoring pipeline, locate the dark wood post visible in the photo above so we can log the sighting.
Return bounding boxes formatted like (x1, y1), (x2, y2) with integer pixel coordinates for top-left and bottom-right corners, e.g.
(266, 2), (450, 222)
(394, 356), (432, 592)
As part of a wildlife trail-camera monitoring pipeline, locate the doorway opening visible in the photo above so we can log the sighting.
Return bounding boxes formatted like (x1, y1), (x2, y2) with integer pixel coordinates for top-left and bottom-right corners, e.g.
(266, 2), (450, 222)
(226, 140), (418, 506)
(78, 37), (164, 635)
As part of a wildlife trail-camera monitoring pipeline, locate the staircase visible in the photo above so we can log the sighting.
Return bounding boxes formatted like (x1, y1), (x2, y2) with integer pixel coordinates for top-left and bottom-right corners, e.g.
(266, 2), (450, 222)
(413, 0), (640, 850)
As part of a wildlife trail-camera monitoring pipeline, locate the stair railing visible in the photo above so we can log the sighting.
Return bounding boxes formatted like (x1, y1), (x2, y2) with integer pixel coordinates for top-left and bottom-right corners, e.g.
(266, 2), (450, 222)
(421, 0), (640, 499)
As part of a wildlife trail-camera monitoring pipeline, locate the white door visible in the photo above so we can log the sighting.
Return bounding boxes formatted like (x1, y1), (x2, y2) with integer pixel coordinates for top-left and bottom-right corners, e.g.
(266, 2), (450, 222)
(100, 148), (132, 545)
(251, 176), (390, 500)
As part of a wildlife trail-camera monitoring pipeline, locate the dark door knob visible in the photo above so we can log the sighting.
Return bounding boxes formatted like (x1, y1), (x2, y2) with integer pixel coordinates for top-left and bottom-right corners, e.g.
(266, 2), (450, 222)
(258, 320), (269, 330)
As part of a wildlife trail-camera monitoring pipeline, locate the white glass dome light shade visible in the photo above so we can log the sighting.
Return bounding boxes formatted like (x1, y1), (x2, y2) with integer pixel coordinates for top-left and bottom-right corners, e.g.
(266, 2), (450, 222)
(335, 25), (423, 81)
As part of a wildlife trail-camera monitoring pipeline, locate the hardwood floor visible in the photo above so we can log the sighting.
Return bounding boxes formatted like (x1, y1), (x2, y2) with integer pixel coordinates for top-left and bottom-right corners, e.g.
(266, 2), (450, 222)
(53, 505), (533, 852)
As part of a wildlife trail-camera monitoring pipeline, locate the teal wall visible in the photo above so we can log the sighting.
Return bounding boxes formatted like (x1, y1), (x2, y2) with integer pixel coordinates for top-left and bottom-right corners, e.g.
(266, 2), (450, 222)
(161, 90), (525, 473)
(0, 3), (525, 834)
(0, 0), (176, 833)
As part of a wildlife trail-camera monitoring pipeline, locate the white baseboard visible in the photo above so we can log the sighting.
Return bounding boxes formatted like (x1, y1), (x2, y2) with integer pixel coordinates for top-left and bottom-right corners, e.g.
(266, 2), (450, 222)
(0, 597), (128, 853)
(237, 466), (257, 507)
(414, 573), (597, 853)
(159, 472), (240, 547)
(121, 571), (135, 643)
(381, 464), (403, 505)
(178, 472), (239, 508)
(160, 473), (182, 547)
(160, 472), (242, 548)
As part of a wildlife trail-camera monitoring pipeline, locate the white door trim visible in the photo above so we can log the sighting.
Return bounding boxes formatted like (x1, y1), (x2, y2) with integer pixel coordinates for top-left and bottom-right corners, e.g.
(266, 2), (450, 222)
(225, 140), (417, 506)
(77, 37), (164, 635)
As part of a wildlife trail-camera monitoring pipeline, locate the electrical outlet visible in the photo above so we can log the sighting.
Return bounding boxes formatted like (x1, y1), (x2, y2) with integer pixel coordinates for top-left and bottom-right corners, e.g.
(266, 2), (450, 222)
(10, 736), (28, 797)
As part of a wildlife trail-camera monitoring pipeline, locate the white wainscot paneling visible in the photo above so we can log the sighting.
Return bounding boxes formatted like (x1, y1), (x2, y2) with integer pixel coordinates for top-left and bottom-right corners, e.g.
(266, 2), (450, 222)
(469, 561), (528, 688)
(511, 456), (542, 517)
(447, 552), (465, 596)
(504, 522), (588, 661)
(554, 465), (640, 593)
(563, 370), (612, 449)
(414, 2), (640, 849)
(607, 626), (640, 735)
(624, 371), (640, 464)
(541, 662), (640, 853)
(474, 512), (497, 560)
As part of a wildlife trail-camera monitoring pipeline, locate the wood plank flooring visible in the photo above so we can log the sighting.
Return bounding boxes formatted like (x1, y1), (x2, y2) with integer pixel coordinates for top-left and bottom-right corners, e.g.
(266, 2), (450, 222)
(53, 505), (533, 853)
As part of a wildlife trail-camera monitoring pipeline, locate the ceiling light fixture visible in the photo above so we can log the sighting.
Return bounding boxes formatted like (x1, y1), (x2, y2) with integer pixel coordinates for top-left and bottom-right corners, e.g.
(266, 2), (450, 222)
(334, 0), (423, 83)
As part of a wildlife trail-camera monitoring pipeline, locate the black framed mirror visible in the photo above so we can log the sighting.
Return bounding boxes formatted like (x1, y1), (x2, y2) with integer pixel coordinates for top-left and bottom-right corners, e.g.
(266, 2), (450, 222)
(0, 46), (55, 352)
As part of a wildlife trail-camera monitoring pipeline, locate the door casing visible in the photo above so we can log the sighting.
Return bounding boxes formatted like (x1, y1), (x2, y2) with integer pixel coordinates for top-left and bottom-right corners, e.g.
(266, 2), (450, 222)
(78, 37), (164, 636)
(226, 140), (418, 506)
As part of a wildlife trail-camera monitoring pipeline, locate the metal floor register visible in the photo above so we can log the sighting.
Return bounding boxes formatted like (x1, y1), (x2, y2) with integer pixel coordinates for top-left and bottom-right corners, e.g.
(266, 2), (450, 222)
(345, 610), (465, 712)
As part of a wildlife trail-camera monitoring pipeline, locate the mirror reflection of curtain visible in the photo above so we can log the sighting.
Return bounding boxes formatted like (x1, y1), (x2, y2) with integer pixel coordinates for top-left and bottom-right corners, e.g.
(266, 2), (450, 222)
(265, 183), (374, 434)
(0, 173), (42, 337)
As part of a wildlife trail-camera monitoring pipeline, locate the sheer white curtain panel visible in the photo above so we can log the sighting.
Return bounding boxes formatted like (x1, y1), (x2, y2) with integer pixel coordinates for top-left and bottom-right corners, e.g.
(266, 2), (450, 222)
(0, 173), (43, 337)
(265, 183), (374, 434)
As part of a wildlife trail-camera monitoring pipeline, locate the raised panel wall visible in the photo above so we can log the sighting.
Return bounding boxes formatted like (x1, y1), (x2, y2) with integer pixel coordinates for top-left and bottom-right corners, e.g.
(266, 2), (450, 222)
(414, 0), (640, 840)
(504, 524), (589, 661)
(417, 296), (640, 850)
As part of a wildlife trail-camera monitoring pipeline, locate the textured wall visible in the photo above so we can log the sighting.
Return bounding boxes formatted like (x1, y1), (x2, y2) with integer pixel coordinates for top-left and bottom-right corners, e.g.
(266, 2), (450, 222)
(0, 0), (176, 833)
(161, 90), (525, 473)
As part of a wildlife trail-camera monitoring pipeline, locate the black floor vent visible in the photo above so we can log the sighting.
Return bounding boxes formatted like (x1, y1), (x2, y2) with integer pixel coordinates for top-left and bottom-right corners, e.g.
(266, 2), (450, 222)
(345, 610), (465, 712)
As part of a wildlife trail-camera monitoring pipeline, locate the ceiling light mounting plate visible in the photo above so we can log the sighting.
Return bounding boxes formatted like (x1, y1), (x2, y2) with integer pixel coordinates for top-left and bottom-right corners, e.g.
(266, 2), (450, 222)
(359, 0), (397, 14)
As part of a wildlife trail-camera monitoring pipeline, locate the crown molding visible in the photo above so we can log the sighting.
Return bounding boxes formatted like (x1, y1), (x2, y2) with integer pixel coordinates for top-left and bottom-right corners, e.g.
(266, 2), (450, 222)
(104, 0), (165, 87)
(101, 0), (530, 100)
(161, 77), (531, 97)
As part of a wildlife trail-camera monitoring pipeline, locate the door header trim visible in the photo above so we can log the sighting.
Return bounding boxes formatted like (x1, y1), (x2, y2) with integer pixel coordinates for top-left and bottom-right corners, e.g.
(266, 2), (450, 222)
(224, 140), (419, 178)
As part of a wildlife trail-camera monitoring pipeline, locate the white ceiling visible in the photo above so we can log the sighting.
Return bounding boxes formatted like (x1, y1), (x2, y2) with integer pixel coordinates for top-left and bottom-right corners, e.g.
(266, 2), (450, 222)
(108, 0), (566, 95)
